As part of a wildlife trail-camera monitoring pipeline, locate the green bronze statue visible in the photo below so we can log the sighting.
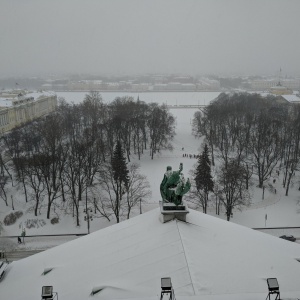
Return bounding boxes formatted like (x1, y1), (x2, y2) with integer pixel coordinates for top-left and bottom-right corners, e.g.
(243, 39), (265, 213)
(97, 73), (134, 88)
(160, 163), (191, 205)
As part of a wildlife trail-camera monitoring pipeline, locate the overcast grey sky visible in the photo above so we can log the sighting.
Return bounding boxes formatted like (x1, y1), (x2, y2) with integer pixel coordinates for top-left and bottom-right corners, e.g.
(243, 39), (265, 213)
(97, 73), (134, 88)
(1, 0), (300, 77)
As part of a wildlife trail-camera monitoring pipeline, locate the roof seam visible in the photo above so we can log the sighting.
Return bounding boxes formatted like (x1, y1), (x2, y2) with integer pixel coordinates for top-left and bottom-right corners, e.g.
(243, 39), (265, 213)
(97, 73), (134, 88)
(176, 219), (196, 296)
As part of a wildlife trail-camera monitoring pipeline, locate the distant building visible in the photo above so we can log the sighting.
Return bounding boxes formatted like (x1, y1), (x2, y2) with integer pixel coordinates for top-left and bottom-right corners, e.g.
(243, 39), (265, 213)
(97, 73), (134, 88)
(67, 80), (104, 91)
(153, 82), (197, 91)
(269, 81), (293, 95)
(131, 83), (151, 91)
(181, 83), (197, 91)
(251, 79), (300, 91)
(153, 83), (168, 91)
(0, 90), (57, 134)
(197, 78), (220, 90)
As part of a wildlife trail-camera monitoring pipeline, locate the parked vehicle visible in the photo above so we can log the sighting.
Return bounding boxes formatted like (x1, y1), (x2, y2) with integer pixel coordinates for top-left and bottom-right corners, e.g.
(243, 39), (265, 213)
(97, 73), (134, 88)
(279, 235), (296, 242)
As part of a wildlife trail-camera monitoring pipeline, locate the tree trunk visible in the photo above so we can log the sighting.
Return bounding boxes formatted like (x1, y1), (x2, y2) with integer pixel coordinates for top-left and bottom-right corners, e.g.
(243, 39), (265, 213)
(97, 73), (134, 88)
(34, 193), (39, 216)
(22, 180), (28, 202)
(11, 195), (14, 210)
(76, 207), (80, 226)
(217, 200), (221, 215)
(226, 212), (231, 221)
(285, 171), (293, 196)
(283, 167), (288, 188)
(46, 200), (51, 219)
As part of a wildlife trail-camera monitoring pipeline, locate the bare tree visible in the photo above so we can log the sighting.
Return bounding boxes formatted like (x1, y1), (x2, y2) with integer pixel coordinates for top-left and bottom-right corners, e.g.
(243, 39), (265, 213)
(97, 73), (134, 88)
(282, 106), (300, 196)
(192, 109), (217, 166)
(90, 192), (112, 222)
(247, 111), (282, 188)
(64, 139), (90, 226)
(2, 128), (29, 202)
(34, 115), (66, 220)
(98, 161), (127, 223)
(125, 162), (151, 219)
(131, 99), (148, 160)
(0, 175), (9, 206)
(186, 176), (209, 213)
(107, 97), (135, 161)
(212, 181), (223, 215)
(22, 155), (46, 216)
(147, 103), (175, 159)
(217, 159), (250, 221)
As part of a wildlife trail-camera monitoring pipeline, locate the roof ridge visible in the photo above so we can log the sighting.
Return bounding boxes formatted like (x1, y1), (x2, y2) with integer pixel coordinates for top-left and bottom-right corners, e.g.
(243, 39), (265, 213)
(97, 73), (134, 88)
(176, 219), (196, 296)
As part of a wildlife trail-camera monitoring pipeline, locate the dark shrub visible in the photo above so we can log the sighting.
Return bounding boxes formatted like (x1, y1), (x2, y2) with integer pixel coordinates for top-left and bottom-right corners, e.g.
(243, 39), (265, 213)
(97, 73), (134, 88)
(3, 211), (23, 226)
(24, 219), (46, 229)
(51, 217), (59, 225)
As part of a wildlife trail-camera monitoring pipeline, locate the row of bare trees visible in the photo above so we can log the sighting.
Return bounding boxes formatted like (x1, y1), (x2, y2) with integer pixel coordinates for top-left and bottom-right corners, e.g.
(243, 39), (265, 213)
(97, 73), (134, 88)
(190, 93), (300, 219)
(0, 92), (174, 225)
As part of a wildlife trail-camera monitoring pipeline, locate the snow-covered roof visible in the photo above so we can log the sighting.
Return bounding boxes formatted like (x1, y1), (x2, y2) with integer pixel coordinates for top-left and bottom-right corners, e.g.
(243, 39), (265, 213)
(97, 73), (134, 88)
(1, 208), (299, 300)
(281, 94), (300, 103)
(0, 98), (13, 108)
(25, 91), (56, 99)
(0, 91), (56, 108)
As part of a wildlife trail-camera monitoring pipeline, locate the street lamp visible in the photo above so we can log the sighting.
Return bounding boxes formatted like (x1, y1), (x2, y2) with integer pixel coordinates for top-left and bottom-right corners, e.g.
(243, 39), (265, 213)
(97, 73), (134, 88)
(41, 286), (58, 299)
(266, 278), (280, 300)
(160, 277), (175, 300)
(41, 286), (53, 299)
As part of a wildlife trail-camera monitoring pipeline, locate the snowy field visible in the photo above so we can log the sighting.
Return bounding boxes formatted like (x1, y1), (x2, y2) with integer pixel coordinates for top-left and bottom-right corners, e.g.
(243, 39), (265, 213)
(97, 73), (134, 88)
(1, 91), (300, 253)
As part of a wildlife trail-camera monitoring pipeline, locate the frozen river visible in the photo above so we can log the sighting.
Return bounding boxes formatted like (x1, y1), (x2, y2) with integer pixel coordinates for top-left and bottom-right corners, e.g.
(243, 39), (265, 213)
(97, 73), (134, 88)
(55, 91), (220, 106)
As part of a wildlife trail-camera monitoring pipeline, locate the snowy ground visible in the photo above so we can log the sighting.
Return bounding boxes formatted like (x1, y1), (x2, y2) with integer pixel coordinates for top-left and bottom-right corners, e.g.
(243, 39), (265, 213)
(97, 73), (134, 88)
(1, 92), (300, 252)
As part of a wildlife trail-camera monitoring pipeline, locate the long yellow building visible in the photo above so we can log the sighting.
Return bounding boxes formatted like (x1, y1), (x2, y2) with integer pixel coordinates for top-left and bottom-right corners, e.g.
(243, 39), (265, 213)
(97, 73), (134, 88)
(0, 90), (57, 134)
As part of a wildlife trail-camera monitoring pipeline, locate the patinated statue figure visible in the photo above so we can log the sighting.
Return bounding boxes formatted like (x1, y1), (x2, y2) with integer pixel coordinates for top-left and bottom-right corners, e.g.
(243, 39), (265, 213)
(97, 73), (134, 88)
(160, 163), (191, 205)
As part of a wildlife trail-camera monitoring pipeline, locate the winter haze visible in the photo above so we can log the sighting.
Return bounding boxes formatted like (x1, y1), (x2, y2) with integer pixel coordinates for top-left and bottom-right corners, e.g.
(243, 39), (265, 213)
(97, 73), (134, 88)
(1, 0), (300, 77)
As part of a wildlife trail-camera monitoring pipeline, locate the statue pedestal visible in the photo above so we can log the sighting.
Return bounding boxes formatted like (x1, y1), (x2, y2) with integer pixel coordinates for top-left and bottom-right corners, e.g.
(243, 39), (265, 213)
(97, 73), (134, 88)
(159, 201), (189, 223)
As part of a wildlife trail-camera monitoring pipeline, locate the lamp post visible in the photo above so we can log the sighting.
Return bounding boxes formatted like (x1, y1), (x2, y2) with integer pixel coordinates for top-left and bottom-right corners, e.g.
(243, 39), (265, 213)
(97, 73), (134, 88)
(266, 278), (280, 300)
(41, 286), (58, 300)
(160, 277), (175, 300)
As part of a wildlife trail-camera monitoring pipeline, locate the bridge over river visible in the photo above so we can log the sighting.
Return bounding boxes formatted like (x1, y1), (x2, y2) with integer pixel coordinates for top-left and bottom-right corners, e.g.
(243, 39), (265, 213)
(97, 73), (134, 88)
(166, 104), (206, 109)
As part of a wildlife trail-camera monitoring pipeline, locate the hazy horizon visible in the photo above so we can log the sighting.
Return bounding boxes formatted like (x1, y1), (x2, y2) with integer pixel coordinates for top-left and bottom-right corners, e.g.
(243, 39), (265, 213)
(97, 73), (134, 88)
(1, 0), (300, 78)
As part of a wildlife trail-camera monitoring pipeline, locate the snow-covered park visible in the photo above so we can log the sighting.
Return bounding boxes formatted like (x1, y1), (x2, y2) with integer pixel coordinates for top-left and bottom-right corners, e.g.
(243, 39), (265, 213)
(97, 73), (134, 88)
(1, 91), (300, 249)
(1, 91), (300, 300)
